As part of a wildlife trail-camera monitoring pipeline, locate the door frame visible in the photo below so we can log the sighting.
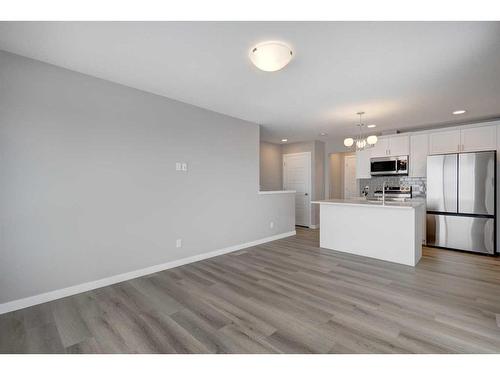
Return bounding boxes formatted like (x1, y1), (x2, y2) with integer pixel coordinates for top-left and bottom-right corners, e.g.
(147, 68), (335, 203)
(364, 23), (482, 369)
(283, 152), (312, 228)
(343, 154), (357, 198)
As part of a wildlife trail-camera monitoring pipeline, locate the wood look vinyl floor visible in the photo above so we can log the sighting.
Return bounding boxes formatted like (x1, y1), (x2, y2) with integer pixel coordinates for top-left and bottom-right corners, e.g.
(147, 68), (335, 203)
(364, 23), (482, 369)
(1, 227), (500, 354)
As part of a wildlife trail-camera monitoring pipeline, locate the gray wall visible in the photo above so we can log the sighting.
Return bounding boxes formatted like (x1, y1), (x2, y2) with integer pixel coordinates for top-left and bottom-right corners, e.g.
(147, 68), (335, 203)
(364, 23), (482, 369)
(0, 51), (295, 305)
(259, 141), (283, 191)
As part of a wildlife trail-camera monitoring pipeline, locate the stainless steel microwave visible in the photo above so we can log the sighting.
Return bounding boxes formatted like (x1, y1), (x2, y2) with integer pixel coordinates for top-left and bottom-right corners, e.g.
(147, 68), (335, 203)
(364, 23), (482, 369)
(370, 155), (409, 176)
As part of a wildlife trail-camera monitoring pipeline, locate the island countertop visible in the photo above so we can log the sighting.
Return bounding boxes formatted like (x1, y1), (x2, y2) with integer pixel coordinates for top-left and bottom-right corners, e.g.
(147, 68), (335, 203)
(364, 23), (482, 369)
(312, 198), (424, 209)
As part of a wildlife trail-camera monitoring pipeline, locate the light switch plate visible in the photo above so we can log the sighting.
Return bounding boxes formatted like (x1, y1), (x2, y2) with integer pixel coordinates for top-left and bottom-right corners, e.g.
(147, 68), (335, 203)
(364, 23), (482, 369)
(176, 239), (182, 248)
(175, 162), (182, 171)
(181, 163), (188, 171)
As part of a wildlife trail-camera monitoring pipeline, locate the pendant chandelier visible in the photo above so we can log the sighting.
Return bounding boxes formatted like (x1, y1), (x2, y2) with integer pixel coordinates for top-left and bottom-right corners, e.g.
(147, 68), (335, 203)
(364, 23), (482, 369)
(343, 111), (378, 151)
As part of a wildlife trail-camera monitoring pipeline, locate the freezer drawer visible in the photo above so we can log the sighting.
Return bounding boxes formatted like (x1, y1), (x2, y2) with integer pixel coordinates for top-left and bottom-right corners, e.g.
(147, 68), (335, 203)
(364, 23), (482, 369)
(426, 154), (458, 213)
(458, 151), (495, 215)
(426, 214), (495, 254)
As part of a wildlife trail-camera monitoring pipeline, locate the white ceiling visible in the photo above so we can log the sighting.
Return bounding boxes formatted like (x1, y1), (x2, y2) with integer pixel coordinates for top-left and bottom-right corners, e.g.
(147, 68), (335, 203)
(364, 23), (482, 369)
(0, 22), (499, 144)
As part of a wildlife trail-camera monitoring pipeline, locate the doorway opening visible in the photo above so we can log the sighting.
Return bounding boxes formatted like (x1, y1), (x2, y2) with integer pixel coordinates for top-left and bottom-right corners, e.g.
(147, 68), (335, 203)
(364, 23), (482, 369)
(328, 151), (357, 199)
(283, 152), (312, 227)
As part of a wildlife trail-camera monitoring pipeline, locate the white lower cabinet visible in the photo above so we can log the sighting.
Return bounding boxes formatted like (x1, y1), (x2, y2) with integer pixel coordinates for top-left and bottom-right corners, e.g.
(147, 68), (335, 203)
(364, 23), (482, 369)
(409, 133), (429, 177)
(355, 149), (371, 179)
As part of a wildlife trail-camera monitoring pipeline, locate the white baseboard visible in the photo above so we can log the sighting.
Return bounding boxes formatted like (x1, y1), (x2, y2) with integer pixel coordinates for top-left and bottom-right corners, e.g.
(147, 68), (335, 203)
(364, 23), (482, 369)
(309, 225), (319, 229)
(0, 230), (296, 315)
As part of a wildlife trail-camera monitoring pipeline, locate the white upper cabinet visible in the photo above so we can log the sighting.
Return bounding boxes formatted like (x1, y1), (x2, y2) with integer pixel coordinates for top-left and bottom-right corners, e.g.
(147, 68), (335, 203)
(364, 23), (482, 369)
(461, 125), (497, 152)
(350, 123), (497, 181)
(409, 133), (429, 177)
(388, 135), (410, 156)
(429, 130), (461, 154)
(370, 137), (389, 158)
(370, 135), (409, 157)
(355, 149), (371, 179)
(429, 125), (497, 154)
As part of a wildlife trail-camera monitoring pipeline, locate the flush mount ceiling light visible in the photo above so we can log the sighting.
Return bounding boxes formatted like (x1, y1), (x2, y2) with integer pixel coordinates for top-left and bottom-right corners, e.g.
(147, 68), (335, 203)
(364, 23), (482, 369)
(319, 132), (328, 136)
(367, 124), (377, 128)
(281, 138), (288, 142)
(249, 41), (293, 72)
(343, 112), (378, 151)
(453, 109), (467, 115)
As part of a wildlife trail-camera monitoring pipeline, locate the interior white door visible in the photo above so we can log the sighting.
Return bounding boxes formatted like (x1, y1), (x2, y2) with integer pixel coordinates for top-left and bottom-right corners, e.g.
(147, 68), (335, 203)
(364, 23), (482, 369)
(344, 155), (358, 198)
(283, 152), (311, 227)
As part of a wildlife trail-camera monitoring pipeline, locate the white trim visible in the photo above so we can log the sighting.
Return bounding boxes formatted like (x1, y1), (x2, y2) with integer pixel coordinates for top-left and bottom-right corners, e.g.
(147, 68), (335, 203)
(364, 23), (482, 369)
(258, 190), (296, 195)
(309, 224), (319, 229)
(0, 230), (296, 315)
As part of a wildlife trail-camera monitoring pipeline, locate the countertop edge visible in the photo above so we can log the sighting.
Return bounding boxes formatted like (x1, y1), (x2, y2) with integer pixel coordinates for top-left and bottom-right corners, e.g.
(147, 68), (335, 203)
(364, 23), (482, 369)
(258, 190), (296, 195)
(312, 199), (424, 209)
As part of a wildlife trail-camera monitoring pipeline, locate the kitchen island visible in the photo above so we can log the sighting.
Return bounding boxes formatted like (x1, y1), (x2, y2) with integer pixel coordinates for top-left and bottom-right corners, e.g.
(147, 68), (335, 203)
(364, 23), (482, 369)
(312, 199), (425, 266)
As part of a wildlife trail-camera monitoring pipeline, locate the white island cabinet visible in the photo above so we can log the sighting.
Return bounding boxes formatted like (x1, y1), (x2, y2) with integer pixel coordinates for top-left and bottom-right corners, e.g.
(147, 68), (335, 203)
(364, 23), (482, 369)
(312, 199), (424, 266)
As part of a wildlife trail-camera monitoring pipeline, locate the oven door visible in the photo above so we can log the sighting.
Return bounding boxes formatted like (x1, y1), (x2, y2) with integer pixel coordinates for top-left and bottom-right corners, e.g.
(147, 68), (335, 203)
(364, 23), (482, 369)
(370, 158), (397, 175)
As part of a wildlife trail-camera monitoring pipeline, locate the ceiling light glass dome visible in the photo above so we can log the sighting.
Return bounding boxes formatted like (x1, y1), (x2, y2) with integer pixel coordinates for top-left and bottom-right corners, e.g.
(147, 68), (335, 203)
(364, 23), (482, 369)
(249, 41), (293, 72)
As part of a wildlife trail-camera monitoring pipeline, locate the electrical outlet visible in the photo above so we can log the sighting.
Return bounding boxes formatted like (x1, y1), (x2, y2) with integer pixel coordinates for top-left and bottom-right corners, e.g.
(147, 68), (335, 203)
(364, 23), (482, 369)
(270, 221), (274, 229)
(176, 239), (182, 248)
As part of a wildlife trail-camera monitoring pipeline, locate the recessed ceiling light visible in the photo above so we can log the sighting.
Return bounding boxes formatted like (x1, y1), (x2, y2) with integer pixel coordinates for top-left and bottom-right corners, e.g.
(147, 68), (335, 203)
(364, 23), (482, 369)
(453, 110), (467, 115)
(319, 132), (328, 136)
(281, 138), (288, 142)
(367, 124), (376, 128)
(250, 41), (293, 72)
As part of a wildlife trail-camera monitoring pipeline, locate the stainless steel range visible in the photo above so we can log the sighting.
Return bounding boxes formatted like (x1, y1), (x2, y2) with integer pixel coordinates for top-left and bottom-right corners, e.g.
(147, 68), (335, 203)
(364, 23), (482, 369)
(373, 186), (412, 201)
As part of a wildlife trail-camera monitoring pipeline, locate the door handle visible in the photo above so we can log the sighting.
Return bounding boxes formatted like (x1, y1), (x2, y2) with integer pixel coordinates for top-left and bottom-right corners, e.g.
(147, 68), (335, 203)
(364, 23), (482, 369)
(305, 193), (308, 196)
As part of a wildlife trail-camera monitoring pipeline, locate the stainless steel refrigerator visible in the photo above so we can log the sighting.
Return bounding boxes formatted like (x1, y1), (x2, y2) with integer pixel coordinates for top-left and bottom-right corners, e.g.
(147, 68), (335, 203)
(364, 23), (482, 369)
(426, 151), (496, 254)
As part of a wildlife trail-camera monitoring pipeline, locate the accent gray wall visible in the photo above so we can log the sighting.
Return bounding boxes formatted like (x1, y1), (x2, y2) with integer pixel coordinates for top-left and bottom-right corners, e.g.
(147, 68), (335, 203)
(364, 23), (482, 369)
(259, 141), (283, 191)
(0, 51), (295, 305)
